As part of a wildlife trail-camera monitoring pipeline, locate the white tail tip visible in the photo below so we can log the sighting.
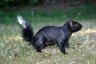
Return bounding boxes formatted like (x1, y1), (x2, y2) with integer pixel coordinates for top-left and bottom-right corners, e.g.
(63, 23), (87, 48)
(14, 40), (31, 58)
(17, 15), (27, 29)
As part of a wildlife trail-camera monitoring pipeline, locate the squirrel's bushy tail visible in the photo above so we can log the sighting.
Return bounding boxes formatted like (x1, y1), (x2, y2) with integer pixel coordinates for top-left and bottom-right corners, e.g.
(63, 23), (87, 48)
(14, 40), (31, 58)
(17, 15), (34, 44)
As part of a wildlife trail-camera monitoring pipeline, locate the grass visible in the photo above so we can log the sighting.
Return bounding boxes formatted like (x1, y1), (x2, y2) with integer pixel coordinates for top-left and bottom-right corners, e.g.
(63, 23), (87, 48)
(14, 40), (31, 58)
(0, 21), (96, 64)
(0, 4), (96, 64)
(0, 4), (96, 25)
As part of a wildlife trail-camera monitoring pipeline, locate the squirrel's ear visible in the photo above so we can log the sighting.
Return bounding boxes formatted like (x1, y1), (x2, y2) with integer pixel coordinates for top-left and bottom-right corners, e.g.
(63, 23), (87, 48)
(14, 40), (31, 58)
(66, 18), (73, 28)
(69, 21), (73, 28)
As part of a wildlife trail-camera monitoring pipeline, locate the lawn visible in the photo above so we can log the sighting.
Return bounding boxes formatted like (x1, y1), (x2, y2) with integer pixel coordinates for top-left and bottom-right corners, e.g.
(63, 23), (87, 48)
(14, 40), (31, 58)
(0, 4), (96, 64)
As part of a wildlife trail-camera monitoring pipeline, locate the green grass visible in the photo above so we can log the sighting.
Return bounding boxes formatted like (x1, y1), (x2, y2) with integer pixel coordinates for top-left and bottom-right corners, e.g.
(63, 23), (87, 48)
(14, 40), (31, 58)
(0, 4), (96, 64)
(0, 4), (96, 25)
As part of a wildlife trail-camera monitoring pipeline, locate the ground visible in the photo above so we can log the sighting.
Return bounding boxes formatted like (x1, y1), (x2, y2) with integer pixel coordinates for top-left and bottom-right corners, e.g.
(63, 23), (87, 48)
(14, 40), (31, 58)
(0, 21), (96, 64)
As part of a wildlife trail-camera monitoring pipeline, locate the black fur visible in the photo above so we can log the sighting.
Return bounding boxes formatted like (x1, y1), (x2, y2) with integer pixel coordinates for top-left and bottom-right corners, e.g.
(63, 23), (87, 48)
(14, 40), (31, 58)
(17, 16), (82, 54)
